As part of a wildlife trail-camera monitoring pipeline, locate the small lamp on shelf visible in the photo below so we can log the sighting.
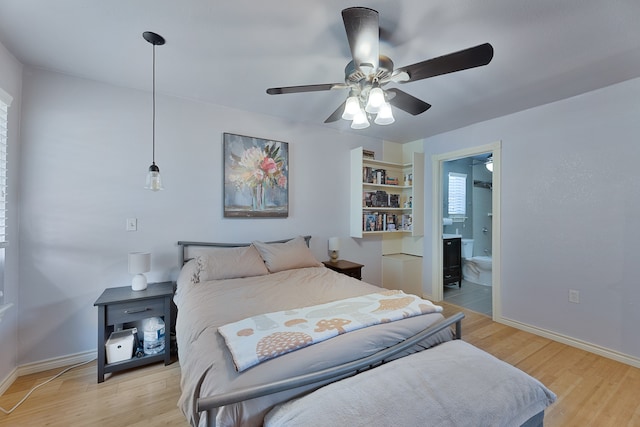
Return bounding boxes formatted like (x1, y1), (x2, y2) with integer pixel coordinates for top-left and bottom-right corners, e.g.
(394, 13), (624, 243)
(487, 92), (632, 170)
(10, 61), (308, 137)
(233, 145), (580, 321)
(328, 237), (340, 263)
(128, 252), (151, 291)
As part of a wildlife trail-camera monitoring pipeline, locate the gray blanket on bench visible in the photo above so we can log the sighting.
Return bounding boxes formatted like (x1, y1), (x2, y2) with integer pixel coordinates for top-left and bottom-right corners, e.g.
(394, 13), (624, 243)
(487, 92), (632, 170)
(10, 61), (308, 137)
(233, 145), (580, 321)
(265, 340), (556, 427)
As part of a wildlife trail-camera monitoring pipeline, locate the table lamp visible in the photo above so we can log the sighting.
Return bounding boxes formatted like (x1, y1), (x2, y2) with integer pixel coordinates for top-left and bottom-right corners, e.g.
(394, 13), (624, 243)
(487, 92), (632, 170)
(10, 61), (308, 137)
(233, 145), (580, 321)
(328, 237), (340, 263)
(128, 252), (151, 291)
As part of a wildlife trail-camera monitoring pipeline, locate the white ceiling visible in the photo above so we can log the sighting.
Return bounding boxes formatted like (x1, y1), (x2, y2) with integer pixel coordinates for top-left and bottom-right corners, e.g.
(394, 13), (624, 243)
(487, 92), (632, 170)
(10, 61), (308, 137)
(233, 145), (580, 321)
(1, 0), (639, 143)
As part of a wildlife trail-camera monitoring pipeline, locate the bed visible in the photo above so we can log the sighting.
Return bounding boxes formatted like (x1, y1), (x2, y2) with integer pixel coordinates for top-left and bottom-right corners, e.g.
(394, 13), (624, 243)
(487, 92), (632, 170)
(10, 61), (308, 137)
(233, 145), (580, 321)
(174, 236), (555, 427)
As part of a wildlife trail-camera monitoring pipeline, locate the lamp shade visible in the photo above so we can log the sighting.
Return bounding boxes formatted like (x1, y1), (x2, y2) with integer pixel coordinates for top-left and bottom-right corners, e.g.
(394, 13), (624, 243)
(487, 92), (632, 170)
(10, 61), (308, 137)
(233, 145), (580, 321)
(374, 102), (395, 125)
(128, 252), (151, 274)
(328, 237), (340, 251)
(351, 110), (370, 129)
(129, 252), (151, 291)
(342, 95), (361, 120)
(365, 87), (385, 113)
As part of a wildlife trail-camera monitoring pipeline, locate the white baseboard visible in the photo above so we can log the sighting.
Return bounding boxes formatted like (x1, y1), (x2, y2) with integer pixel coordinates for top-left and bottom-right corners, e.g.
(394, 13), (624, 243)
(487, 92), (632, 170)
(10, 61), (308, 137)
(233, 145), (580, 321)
(0, 367), (17, 396)
(17, 350), (97, 377)
(497, 316), (640, 369)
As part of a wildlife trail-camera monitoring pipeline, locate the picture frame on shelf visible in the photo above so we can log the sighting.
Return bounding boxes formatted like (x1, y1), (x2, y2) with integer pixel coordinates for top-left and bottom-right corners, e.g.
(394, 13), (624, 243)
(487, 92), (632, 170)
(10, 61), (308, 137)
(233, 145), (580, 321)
(223, 133), (289, 218)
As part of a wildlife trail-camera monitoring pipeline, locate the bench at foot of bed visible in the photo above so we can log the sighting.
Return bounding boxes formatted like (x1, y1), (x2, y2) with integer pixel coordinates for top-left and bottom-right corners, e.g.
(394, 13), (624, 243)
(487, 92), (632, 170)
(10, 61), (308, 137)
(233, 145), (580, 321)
(265, 340), (557, 427)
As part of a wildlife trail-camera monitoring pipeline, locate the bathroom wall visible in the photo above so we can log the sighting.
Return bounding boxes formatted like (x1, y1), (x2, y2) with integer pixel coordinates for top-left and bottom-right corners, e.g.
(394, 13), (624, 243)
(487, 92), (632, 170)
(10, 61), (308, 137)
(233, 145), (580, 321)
(471, 162), (493, 256)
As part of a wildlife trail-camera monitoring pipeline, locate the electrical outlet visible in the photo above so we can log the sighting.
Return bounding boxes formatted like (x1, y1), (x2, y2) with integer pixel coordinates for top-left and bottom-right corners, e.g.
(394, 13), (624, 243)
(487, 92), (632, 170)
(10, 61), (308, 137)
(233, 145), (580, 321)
(569, 289), (580, 304)
(126, 218), (137, 231)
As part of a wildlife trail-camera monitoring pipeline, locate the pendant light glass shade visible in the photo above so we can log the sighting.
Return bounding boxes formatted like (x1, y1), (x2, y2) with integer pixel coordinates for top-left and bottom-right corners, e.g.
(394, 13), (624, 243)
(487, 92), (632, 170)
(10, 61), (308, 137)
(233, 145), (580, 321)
(145, 163), (163, 191)
(374, 102), (395, 125)
(143, 31), (165, 191)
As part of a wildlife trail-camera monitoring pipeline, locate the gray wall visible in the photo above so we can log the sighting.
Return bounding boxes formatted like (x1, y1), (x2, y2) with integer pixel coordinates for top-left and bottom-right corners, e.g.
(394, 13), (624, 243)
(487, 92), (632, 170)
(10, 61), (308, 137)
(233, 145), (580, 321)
(423, 76), (640, 360)
(16, 68), (384, 365)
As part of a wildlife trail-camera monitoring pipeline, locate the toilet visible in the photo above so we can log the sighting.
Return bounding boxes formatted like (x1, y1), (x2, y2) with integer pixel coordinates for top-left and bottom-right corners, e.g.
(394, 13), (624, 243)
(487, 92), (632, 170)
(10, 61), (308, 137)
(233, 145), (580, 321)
(461, 239), (492, 286)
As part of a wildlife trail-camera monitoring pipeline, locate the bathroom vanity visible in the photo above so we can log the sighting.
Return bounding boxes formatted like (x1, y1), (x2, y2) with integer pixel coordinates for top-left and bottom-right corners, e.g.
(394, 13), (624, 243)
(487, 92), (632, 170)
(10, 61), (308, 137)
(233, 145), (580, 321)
(443, 236), (462, 288)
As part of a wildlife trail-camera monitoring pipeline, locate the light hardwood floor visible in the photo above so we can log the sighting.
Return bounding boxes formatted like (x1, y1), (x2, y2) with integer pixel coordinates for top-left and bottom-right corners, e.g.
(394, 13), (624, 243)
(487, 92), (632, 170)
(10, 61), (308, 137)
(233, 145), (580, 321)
(1, 303), (639, 426)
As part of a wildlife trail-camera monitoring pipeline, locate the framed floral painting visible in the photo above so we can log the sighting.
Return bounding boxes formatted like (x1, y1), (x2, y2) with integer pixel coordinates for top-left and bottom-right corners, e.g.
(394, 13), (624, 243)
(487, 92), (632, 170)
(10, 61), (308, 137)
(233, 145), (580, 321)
(223, 133), (289, 218)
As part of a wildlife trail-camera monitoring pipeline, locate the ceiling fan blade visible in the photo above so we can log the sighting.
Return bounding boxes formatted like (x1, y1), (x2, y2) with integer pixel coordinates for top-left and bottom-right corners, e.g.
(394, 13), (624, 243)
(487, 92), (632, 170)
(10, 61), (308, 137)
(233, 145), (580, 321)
(266, 83), (346, 95)
(324, 101), (347, 123)
(395, 43), (494, 83)
(386, 88), (431, 116)
(341, 7), (380, 70)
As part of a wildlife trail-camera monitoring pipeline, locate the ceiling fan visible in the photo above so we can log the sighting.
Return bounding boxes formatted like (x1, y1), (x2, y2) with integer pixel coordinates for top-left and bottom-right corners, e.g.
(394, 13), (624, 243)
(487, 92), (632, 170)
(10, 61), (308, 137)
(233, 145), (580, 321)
(266, 7), (494, 129)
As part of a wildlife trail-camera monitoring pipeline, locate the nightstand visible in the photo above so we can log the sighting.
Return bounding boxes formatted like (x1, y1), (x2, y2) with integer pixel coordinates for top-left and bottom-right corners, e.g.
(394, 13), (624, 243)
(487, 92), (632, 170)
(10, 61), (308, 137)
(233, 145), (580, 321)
(322, 260), (364, 280)
(94, 281), (174, 383)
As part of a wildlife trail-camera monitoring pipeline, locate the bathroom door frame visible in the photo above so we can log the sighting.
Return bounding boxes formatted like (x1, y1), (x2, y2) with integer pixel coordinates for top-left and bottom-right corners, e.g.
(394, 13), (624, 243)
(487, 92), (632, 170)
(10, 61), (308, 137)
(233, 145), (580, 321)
(430, 141), (502, 320)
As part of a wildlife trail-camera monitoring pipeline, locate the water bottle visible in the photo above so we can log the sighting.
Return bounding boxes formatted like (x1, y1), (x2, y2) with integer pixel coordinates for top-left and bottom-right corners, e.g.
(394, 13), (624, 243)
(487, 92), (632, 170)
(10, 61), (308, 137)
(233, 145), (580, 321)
(142, 317), (165, 355)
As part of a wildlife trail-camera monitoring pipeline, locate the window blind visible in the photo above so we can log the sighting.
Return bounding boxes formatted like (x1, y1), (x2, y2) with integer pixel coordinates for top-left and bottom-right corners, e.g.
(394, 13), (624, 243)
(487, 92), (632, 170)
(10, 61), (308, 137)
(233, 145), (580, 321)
(447, 172), (467, 216)
(0, 88), (12, 248)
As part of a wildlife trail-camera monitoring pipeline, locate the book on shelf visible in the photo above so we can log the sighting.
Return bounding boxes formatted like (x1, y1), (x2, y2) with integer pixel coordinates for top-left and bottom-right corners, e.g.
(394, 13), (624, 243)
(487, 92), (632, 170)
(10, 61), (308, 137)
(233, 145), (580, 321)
(385, 176), (399, 185)
(363, 149), (375, 159)
(364, 213), (377, 231)
(362, 212), (400, 232)
(362, 167), (388, 184)
(362, 190), (401, 208)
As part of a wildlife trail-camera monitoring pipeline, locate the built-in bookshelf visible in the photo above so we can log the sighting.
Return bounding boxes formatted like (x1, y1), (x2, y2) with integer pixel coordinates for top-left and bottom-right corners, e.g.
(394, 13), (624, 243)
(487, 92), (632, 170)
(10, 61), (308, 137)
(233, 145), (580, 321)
(350, 147), (424, 238)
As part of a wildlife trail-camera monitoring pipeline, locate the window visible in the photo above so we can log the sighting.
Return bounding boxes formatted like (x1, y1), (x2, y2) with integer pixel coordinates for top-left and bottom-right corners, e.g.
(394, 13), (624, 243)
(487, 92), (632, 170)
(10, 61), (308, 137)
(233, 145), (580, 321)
(0, 87), (12, 248)
(447, 172), (467, 216)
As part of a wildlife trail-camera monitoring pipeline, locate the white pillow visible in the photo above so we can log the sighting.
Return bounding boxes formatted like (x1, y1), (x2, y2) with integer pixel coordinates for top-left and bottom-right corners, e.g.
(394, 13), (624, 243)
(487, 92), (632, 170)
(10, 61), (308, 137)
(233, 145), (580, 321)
(252, 236), (322, 273)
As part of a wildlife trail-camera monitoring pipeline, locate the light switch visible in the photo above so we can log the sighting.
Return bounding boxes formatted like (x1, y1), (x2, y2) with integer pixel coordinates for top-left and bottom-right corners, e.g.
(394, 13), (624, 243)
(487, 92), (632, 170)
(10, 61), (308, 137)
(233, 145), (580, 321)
(126, 218), (137, 231)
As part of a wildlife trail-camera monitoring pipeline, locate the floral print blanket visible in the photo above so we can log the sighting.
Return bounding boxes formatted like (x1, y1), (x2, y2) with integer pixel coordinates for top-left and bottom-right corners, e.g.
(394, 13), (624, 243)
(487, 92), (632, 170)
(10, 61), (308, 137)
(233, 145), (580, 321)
(218, 290), (442, 372)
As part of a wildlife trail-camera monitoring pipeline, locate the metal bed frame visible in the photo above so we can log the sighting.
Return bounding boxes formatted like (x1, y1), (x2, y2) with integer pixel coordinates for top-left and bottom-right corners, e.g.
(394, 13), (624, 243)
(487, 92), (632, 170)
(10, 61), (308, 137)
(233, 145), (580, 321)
(197, 313), (464, 427)
(176, 238), (464, 427)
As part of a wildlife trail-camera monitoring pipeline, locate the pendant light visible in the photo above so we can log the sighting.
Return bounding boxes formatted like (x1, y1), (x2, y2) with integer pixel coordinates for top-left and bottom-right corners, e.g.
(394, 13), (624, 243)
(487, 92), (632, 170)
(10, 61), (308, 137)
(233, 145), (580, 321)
(143, 31), (165, 191)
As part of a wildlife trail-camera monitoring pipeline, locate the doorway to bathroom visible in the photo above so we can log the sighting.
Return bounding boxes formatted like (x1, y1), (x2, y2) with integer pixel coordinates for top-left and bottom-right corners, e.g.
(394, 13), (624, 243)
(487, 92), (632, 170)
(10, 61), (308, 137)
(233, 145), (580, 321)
(431, 142), (501, 319)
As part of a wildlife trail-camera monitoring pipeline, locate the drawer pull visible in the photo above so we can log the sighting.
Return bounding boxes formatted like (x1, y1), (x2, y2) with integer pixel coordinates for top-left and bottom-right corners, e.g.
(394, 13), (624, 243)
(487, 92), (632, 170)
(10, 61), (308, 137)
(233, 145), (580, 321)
(124, 307), (151, 314)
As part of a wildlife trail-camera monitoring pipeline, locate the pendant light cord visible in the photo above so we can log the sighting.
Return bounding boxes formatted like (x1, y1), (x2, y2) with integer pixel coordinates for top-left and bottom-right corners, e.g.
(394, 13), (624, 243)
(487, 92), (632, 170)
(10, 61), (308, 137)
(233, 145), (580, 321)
(152, 43), (156, 165)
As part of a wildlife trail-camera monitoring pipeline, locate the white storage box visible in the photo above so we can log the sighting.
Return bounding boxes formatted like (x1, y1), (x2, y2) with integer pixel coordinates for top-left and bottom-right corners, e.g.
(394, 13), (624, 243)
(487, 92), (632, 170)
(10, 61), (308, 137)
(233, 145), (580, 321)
(106, 329), (135, 364)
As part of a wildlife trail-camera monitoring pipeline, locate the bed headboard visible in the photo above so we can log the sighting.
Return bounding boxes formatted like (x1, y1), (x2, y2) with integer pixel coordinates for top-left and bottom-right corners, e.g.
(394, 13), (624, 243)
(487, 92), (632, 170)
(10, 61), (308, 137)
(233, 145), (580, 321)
(177, 235), (312, 265)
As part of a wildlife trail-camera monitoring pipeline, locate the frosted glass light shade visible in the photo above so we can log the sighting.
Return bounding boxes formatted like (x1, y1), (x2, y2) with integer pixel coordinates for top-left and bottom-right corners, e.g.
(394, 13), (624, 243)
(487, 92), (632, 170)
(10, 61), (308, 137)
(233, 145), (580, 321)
(374, 102), (395, 125)
(342, 96), (361, 120)
(351, 110), (370, 129)
(129, 252), (151, 291)
(365, 87), (385, 113)
(485, 156), (493, 172)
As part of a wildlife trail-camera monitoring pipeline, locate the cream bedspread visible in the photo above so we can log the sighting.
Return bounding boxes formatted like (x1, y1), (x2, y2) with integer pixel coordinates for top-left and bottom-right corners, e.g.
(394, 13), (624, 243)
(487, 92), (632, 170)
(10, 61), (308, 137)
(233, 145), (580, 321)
(175, 266), (452, 427)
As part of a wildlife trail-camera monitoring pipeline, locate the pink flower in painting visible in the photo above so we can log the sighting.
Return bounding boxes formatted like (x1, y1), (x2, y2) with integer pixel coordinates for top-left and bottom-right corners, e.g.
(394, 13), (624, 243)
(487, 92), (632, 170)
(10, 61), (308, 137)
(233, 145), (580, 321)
(261, 157), (278, 174)
(228, 142), (287, 191)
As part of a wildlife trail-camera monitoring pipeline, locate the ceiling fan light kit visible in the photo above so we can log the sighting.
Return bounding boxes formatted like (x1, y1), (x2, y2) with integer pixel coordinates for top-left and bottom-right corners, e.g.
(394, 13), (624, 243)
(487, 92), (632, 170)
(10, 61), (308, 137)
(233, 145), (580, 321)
(266, 7), (494, 130)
